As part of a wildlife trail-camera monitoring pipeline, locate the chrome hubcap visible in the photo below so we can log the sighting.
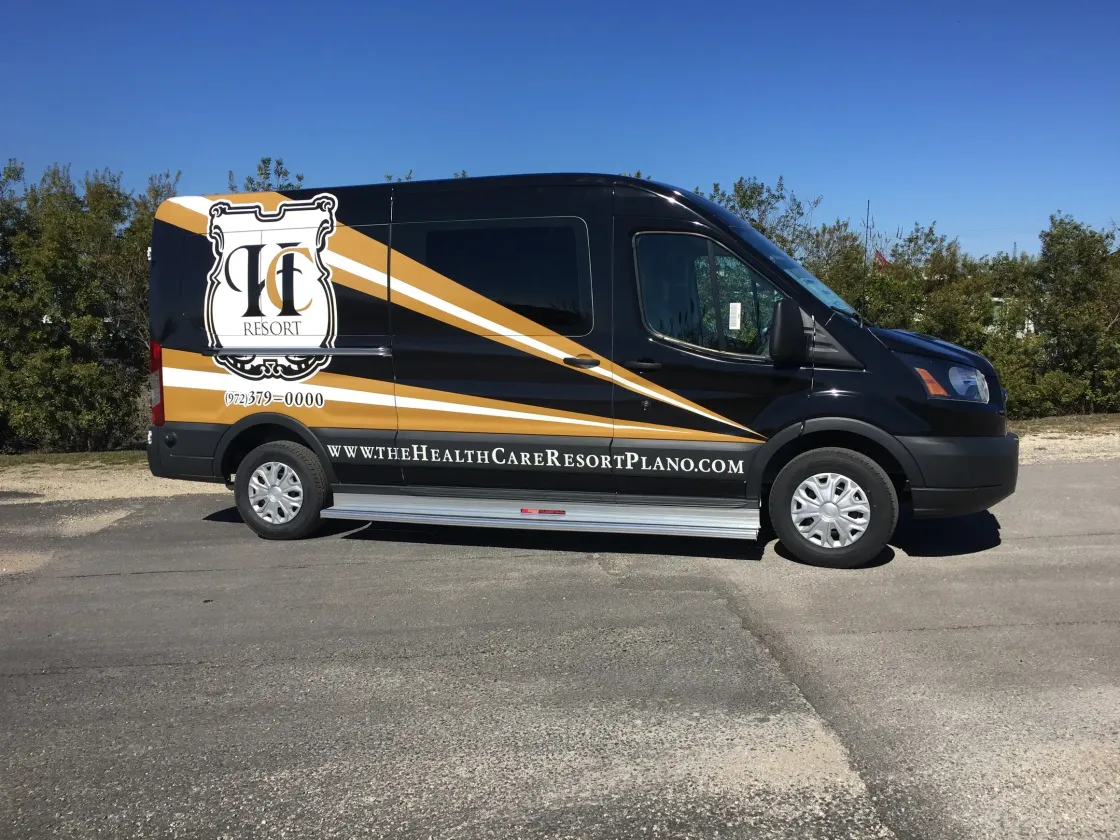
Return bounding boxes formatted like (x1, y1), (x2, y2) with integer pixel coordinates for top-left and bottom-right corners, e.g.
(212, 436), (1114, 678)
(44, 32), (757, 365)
(247, 461), (303, 524)
(790, 472), (870, 549)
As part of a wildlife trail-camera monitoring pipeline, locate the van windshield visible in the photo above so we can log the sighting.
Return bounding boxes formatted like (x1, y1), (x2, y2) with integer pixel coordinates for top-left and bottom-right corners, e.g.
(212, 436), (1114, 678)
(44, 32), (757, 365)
(683, 190), (858, 316)
(731, 224), (858, 316)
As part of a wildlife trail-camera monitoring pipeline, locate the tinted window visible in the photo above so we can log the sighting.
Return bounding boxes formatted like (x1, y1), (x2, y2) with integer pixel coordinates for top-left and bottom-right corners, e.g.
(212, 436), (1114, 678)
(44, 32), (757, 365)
(422, 219), (592, 334)
(635, 233), (783, 357)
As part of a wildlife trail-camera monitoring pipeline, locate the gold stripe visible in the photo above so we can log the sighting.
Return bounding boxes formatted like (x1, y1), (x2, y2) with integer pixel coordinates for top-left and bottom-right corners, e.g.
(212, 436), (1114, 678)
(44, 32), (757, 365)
(329, 264), (387, 300)
(393, 382), (750, 442)
(155, 201), (207, 235)
(203, 192), (290, 212)
(330, 225), (390, 274)
(164, 388), (396, 430)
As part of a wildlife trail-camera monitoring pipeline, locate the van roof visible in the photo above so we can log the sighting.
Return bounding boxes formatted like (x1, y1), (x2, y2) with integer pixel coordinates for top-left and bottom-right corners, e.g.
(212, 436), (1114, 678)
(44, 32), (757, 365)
(172, 174), (742, 237)
(300, 172), (685, 194)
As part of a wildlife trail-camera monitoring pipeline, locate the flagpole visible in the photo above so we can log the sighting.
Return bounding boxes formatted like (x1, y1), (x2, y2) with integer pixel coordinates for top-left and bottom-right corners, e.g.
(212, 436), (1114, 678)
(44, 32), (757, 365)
(861, 199), (871, 315)
(864, 199), (871, 262)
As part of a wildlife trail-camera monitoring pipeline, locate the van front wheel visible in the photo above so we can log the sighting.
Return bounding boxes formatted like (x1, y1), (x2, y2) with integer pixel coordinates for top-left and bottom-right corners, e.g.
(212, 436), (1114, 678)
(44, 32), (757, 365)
(770, 447), (898, 568)
(234, 441), (328, 540)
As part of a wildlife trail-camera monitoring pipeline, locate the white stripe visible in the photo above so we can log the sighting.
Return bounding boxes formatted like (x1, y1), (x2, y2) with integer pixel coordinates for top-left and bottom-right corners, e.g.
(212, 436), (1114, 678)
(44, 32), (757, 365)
(390, 277), (568, 361)
(164, 367), (672, 433)
(323, 251), (387, 287)
(170, 196), (215, 216)
(164, 367), (394, 409)
(397, 396), (611, 430)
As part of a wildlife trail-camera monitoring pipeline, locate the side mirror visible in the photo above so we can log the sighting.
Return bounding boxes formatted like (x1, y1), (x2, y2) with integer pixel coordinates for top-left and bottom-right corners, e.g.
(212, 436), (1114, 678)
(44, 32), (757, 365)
(769, 298), (808, 366)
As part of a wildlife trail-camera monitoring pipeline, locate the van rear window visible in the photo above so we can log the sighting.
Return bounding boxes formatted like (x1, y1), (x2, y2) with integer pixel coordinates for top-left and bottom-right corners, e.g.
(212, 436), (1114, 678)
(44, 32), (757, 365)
(422, 219), (592, 335)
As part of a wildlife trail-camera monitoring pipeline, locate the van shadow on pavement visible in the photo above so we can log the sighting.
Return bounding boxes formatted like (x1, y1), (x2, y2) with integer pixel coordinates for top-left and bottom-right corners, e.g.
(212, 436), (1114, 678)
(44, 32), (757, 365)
(891, 511), (1002, 557)
(771, 509), (1002, 566)
(204, 505), (762, 561)
(204, 505), (999, 563)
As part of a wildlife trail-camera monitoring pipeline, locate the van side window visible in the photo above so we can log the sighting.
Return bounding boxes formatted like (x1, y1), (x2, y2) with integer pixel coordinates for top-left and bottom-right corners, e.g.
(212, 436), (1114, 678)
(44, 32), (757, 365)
(421, 218), (592, 335)
(635, 233), (782, 357)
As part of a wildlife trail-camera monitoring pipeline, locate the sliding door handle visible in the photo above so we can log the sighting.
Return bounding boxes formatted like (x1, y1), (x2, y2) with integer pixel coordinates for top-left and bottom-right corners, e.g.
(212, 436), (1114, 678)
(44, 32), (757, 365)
(564, 356), (600, 369)
(622, 359), (662, 371)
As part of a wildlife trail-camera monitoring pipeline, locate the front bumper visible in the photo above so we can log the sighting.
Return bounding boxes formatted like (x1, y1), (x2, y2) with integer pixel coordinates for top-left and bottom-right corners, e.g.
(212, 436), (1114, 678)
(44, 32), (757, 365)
(900, 433), (1019, 519)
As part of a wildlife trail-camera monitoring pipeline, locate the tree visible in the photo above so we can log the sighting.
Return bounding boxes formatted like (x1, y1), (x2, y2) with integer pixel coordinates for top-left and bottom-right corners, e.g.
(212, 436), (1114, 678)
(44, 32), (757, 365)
(227, 157), (304, 192)
(0, 163), (154, 450)
(694, 176), (822, 259)
(1033, 215), (1120, 412)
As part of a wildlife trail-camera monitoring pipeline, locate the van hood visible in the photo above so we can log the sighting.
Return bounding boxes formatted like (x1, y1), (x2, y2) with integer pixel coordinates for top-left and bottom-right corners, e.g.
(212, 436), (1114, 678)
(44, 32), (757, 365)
(870, 327), (990, 370)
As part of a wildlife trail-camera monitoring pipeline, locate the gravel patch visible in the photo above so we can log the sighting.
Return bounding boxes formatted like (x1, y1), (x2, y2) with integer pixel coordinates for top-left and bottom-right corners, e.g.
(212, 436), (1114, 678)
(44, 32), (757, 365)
(1018, 432), (1120, 464)
(0, 551), (52, 575)
(55, 509), (133, 538)
(0, 465), (222, 504)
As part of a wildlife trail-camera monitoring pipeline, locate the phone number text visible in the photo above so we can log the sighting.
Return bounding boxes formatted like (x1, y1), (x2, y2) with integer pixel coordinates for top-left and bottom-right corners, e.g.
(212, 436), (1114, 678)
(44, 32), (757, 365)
(224, 391), (326, 408)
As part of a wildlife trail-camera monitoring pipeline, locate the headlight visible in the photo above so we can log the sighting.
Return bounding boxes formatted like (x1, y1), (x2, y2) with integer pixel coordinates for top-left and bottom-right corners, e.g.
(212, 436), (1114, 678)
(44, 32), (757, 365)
(948, 366), (989, 402)
(903, 354), (990, 404)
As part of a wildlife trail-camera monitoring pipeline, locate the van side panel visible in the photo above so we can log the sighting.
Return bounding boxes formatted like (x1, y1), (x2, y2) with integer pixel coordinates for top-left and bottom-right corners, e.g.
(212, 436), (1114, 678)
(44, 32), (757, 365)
(387, 185), (616, 493)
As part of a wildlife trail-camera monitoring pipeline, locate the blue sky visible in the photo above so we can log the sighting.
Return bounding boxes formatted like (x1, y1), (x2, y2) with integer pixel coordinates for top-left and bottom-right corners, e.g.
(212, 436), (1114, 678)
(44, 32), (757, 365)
(2, 0), (1117, 256)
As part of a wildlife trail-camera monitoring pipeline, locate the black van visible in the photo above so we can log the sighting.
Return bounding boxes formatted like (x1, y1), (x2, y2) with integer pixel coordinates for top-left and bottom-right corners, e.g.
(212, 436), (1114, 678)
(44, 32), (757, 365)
(146, 174), (1018, 567)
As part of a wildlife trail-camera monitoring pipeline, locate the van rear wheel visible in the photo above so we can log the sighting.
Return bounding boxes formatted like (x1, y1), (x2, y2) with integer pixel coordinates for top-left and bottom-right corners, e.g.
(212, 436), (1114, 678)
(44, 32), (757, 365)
(770, 447), (898, 568)
(234, 441), (328, 540)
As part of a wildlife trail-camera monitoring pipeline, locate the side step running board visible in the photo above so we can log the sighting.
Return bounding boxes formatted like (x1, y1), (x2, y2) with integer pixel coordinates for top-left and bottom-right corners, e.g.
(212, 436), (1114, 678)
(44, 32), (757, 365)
(321, 493), (759, 540)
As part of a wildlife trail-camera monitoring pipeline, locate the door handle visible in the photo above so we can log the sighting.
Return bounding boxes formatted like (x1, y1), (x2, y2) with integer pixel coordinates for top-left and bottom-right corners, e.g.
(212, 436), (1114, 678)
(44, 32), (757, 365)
(563, 356), (600, 369)
(622, 359), (662, 371)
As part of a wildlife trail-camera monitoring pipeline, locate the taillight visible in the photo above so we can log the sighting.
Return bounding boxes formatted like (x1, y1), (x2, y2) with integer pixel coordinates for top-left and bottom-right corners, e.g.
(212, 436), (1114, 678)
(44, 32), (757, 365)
(149, 340), (165, 425)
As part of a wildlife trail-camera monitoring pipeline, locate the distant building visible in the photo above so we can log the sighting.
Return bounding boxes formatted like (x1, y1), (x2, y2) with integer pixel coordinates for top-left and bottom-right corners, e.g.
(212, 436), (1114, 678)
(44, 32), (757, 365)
(988, 297), (1034, 338)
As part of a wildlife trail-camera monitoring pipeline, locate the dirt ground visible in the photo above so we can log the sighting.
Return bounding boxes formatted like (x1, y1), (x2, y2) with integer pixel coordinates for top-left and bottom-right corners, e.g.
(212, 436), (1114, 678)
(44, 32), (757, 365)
(0, 463), (221, 504)
(1017, 431), (1120, 464)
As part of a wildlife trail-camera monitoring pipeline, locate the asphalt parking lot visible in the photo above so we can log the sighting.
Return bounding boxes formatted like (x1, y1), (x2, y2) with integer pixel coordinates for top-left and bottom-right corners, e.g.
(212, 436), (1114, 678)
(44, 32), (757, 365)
(1, 460), (1117, 839)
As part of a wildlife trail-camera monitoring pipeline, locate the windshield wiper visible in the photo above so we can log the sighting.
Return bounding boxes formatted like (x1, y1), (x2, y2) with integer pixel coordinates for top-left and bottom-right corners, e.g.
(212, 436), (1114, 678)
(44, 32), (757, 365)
(830, 304), (864, 328)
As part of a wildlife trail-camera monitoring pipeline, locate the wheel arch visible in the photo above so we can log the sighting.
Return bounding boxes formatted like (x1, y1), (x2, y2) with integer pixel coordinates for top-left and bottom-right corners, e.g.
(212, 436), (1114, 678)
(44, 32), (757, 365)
(747, 418), (925, 502)
(213, 413), (338, 483)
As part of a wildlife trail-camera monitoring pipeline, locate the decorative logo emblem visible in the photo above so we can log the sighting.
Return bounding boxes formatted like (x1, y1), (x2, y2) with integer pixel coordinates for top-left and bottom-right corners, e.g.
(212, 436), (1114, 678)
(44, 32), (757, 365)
(204, 194), (338, 381)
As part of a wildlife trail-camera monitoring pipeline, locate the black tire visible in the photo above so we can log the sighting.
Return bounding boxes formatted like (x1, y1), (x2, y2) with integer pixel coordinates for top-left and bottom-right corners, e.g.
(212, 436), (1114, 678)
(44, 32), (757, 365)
(234, 441), (328, 540)
(770, 447), (898, 569)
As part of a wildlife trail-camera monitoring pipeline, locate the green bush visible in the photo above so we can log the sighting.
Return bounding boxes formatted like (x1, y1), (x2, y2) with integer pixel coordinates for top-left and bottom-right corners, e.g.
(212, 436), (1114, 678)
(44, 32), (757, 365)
(3, 348), (145, 451)
(0, 159), (176, 452)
